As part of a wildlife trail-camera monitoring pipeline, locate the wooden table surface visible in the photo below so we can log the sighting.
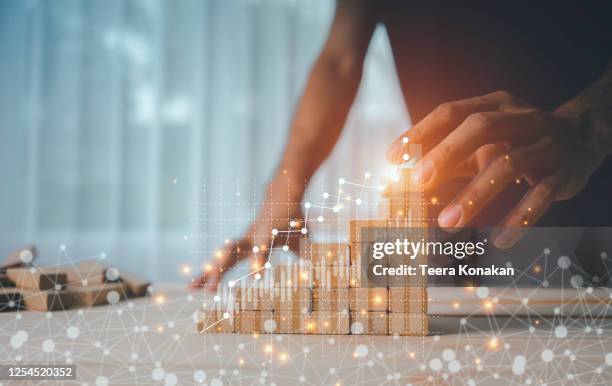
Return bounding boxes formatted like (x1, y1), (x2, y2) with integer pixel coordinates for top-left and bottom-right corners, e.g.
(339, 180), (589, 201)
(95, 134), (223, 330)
(1, 285), (611, 385)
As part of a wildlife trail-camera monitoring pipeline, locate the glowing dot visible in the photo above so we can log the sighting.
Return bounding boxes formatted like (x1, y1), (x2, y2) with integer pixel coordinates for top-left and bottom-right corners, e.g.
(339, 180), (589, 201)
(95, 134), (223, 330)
(289, 221), (296, 227)
(364, 172), (371, 179)
(402, 154), (410, 161)
(332, 206), (340, 213)
(19, 250), (33, 263)
(453, 302), (460, 309)
(490, 179), (495, 184)
(264, 262), (272, 269)
(282, 245), (289, 252)
(322, 192), (329, 199)
(223, 312), (230, 319)
(402, 137), (409, 144)
(301, 228), (308, 235)
(504, 155), (509, 160)
(338, 178), (345, 185)
(59, 244), (67, 251)
(355, 198), (362, 205)
(523, 220), (528, 225)
(527, 207), (532, 212)
(253, 246), (260, 253)
(213, 295), (220, 302)
(272, 229), (278, 236)
(468, 200), (473, 205)
(304, 202), (311, 209)
(431, 197), (438, 204)
(227, 281), (235, 288)
(317, 216), (324, 222)
(541, 349), (554, 362)
(254, 273), (261, 280)
(515, 179), (521, 184)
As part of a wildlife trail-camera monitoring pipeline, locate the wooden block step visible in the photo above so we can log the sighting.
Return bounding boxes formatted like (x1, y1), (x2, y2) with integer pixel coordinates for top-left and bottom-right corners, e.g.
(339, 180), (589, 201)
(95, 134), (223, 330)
(273, 286), (312, 313)
(309, 311), (350, 334)
(234, 310), (275, 334)
(312, 265), (350, 288)
(312, 288), (349, 312)
(310, 243), (349, 266)
(388, 313), (429, 336)
(350, 311), (388, 335)
(0, 245), (37, 272)
(350, 287), (388, 312)
(273, 262), (313, 287)
(388, 287), (428, 313)
(235, 285), (274, 311)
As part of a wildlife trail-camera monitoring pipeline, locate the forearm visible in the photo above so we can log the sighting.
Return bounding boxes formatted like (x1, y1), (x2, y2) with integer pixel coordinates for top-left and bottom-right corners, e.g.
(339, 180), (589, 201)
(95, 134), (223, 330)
(276, 54), (363, 183)
(556, 61), (612, 163)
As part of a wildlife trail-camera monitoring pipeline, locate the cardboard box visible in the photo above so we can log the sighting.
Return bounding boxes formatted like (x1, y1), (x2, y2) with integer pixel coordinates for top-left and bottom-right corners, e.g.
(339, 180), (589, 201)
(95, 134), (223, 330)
(19, 289), (74, 312)
(309, 311), (350, 334)
(68, 282), (127, 307)
(350, 287), (388, 312)
(388, 313), (429, 336)
(235, 285), (274, 311)
(273, 286), (312, 313)
(235, 310), (276, 334)
(310, 243), (350, 266)
(312, 288), (349, 312)
(197, 311), (235, 333)
(6, 267), (67, 291)
(273, 262), (313, 287)
(388, 287), (428, 314)
(350, 311), (388, 334)
(312, 265), (350, 288)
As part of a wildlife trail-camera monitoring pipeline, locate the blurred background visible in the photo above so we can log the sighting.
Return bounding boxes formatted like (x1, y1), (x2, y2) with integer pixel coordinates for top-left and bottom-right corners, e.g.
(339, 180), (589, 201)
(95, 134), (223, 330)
(0, 0), (409, 282)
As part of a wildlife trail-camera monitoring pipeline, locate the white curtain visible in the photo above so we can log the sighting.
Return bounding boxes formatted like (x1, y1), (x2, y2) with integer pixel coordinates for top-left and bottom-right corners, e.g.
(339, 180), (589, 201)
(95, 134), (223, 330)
(0, 0), (409, 282)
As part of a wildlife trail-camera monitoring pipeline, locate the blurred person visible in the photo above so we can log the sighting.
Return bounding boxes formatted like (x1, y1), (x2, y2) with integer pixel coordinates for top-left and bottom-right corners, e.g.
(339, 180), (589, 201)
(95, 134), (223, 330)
(195, 0), (612, 290)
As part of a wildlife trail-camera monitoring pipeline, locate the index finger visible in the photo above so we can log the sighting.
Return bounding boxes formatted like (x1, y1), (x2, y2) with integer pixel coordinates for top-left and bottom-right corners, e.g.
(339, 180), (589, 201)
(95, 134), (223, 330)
(387, 91), (509, 163)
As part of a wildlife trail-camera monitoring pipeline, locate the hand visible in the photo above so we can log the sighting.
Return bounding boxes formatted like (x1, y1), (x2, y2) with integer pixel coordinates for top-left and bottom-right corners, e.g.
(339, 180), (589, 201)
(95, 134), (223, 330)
(191, 176), (305, 292)
(388, 90), (609, 248)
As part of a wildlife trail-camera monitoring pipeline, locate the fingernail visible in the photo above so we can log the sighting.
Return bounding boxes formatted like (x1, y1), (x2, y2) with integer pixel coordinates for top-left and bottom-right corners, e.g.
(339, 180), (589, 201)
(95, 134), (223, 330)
(414, 160), (434, 184)
(439, 205), (462, 227)
(493, 230), (513, 249)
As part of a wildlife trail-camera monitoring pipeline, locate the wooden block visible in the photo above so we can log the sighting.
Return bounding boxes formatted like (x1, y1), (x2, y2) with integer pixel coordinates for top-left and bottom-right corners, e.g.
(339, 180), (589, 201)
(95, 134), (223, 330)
(275, 310), (311, 334)
(349, 265), (362, 287)
(350, 311), (388, 334)
(20, 289), (74, 312)
(118, 270), (150, 297)
(197, 311), (234, 333)
(273, 262), (312, 287)
(312, 265), (350, 288)
(309, 311), (350, 334)
(0, 245), (37, 272)
(235, 285), (274, 311)
(310, 243), (349, 266)
(65, 260), (122, 286)
(235, 311), (275, 334)
(273, 286), (312, 313)
(389, 287), (427, 314)
(0, 288), (22, 311)
(312, 288), (349, 312)
(388, 313), (428, 336)
(350, 287), (388, 312)
(6, 267), (67, 291)
(0, 273), (15, 287)
(349, 220), (391, 245)
(68, 282), (127, 307)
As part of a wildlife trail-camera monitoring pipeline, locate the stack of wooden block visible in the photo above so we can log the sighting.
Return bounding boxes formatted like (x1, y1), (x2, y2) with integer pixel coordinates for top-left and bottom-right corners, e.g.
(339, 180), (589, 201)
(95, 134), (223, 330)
(198, 233), (428, 335)
(198, 168), (429, 335)
(0, 246), (150, 312)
